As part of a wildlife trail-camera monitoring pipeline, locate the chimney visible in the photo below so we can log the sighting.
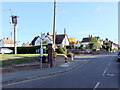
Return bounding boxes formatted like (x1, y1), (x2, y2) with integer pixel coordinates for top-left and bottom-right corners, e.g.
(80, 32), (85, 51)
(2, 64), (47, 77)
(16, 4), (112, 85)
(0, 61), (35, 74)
(47, 32), (50, 35)
(64, 28), (66, 34)
(55, 31), (57, 35)
(88, 35), (91, 37)
(7, 37), (9, 40)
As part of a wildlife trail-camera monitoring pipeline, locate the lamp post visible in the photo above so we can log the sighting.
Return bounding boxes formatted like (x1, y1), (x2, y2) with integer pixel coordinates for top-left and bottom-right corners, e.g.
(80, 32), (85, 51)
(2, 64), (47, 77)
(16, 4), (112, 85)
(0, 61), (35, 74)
(11, 15), (19, 54)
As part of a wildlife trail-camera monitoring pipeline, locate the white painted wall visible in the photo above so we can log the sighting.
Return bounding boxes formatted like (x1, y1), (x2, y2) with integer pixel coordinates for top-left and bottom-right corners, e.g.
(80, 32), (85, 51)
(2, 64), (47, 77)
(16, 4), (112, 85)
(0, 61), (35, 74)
(44, 37), (52, 43)
(62, 35), (69, 47)
(0, 41), (4, 47)
(82, 42), (89, 45)
(35, 37), (41, 46)
(0, 40), (14, 47)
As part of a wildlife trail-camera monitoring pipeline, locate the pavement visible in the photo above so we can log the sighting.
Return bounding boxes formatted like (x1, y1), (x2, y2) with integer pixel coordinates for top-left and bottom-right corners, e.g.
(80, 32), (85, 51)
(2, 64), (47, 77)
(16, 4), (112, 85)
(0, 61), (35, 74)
(2, 59), (88, 86)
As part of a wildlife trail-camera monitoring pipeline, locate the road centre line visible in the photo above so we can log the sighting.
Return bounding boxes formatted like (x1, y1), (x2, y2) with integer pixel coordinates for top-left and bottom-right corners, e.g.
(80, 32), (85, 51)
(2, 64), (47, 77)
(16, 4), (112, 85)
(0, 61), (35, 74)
(102, 67), (108, 77)
(94, 82), (100, 90)
(102, 61), (111, 77)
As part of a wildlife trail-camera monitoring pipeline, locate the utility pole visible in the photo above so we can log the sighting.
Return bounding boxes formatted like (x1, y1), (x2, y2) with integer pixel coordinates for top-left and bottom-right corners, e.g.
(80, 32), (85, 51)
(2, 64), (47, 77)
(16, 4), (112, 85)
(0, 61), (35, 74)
(47, 0), (57, 68)
(53, 0), (56, 51)
(64, 28), (66, 48)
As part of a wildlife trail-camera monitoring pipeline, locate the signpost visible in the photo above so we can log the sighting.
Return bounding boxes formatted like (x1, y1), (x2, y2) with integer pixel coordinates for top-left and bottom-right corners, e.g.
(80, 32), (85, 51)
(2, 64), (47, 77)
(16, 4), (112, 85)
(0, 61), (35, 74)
(40, 32), (45, 69)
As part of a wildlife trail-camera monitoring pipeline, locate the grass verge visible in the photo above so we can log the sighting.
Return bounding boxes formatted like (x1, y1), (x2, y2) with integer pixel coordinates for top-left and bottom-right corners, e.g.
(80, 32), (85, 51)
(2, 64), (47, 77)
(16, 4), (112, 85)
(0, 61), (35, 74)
(0, 54), (64, 67)
(1, 54), (43, 67)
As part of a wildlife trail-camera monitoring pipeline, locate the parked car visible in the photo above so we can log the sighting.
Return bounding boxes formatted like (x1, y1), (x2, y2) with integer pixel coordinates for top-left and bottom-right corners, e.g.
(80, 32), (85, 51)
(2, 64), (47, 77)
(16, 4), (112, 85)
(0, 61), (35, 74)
(117, 52), (120, 62)
(0, 48), (13, 54)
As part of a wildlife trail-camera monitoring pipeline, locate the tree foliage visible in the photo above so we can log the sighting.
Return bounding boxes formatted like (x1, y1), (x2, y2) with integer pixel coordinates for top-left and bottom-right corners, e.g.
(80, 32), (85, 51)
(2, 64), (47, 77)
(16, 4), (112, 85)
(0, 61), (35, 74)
(89, 37), (100, 51)
(102, 41), (112, 52)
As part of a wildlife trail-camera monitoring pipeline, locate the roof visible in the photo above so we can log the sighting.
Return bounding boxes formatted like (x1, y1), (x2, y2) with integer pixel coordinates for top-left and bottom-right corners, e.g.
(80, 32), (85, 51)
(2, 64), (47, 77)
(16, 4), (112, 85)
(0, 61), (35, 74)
(48, 34), (67, 44)
(82, 36), (100, 43)
(82, 37), (91, 43)
(22, 42), (31, 46)
(31, 36), (41, 45)
(55, 34), (66, 44)
(0, 38), (14, 44)
(46, 35), (53, 41)
(31, 34), (68, 45)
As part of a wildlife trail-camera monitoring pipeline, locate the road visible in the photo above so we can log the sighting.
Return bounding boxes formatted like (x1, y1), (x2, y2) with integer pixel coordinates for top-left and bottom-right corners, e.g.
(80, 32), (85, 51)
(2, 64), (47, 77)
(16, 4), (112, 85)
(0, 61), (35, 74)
(3, 53), (119, 89)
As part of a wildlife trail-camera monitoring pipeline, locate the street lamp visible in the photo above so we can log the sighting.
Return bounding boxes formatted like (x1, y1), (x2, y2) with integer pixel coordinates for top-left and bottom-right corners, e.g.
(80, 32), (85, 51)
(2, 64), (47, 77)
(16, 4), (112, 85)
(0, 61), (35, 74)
(11, 15), (19, 54)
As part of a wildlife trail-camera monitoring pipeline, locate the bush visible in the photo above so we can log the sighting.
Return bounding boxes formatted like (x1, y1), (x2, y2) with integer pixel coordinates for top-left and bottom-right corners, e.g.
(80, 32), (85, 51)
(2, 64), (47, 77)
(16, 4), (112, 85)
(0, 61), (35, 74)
(67, 53), (75, 58)
(54, 51), (57, 58)
(56, 46), (67, 55)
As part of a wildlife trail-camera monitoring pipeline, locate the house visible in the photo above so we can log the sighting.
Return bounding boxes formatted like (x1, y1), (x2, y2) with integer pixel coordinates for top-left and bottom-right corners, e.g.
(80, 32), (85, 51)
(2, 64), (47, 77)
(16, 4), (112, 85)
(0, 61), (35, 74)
(112, 43), (118, 52)
(22, 42), (31, 47)
(55, 34), (69, 47)
(68, 37), (77, 43)
(30, 32), (69, 47)
(31, 36), (41, 46)
(81, 35), (102, 50)
(0, 37), (14, 47)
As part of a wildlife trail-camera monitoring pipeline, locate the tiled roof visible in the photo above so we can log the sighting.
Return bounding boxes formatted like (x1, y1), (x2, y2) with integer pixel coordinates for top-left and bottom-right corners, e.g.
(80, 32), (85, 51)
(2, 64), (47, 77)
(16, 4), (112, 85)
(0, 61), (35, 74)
(22, 42), (31, 46)
(82, 37), (91, 43)
(46, 35), (53, 41)
(0, 38), (14, 44)
(82, 37), (100, 43)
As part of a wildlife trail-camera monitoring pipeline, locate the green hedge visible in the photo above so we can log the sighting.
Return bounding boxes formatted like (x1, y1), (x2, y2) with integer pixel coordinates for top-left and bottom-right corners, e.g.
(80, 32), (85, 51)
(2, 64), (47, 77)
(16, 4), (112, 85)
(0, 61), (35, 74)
(2, 45), (47, 54)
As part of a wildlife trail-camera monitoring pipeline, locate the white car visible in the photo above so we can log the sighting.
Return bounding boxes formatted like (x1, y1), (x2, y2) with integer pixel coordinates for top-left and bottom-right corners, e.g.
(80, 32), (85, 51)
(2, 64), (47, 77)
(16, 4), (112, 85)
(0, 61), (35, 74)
(0, 48), (13, 54)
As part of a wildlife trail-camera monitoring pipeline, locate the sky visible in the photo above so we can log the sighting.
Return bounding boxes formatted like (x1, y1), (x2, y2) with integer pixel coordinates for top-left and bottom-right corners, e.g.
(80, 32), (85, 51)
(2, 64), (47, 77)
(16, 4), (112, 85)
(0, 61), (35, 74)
(1, 1), (118, 46)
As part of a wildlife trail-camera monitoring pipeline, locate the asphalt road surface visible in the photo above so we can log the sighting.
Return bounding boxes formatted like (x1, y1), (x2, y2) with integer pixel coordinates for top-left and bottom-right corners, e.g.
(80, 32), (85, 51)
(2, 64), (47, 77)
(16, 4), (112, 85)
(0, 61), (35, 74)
(3, 53), (119, 89)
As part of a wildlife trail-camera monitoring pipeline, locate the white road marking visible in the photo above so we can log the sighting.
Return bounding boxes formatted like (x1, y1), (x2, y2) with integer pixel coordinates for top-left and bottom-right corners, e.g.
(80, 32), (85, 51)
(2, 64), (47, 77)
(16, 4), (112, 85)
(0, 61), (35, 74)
(102, 67), (108, 76)
(106, 74), (115, 76)
(94, 82), (100, 89)
(59, 64), (69, 67)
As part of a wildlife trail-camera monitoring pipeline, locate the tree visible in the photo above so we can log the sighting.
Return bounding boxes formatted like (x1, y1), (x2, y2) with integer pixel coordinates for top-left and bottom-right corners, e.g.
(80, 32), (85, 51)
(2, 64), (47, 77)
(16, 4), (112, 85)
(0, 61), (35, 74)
(102, 40), (112, 52)
(89, 37), (100, 51)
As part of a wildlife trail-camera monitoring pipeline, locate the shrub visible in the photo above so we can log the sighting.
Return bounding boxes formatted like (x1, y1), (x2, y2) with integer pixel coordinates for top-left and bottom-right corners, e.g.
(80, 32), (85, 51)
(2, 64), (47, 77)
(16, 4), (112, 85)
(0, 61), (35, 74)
(67, 53), (75, 58)
(54, 51), (57, 58)
(56, 46), (67, 55)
